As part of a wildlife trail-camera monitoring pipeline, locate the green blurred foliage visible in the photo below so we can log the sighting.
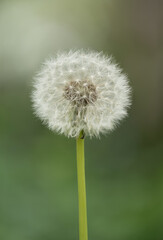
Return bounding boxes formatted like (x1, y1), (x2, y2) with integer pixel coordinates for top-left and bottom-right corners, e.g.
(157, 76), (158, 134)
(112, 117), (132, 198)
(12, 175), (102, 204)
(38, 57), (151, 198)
(0, 0), (163, 239)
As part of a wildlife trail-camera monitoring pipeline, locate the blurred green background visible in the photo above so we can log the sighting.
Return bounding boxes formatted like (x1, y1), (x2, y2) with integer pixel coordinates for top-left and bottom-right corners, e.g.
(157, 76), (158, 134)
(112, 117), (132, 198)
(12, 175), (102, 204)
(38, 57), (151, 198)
(0, 0), (163, 239)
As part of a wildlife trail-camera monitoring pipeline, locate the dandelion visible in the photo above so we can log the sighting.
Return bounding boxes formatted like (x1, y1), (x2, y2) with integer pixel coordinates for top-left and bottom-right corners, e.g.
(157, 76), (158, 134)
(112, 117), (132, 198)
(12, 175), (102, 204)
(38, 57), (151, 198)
(32, 50), (131, 240)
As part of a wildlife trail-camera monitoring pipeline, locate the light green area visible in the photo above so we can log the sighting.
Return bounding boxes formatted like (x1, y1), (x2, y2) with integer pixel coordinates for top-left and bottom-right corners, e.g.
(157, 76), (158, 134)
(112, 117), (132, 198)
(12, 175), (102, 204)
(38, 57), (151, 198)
(76, 131), (88, 240)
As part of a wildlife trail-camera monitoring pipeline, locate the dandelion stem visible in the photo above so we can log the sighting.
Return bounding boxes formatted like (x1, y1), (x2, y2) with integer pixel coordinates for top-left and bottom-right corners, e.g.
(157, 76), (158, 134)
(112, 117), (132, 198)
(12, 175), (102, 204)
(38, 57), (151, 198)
(76, 130), (88, 240)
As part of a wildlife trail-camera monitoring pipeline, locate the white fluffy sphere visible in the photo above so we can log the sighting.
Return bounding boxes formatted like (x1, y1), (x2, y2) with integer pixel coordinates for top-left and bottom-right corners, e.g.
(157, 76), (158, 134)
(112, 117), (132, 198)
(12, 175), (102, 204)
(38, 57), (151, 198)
(32, 50), (131, 137)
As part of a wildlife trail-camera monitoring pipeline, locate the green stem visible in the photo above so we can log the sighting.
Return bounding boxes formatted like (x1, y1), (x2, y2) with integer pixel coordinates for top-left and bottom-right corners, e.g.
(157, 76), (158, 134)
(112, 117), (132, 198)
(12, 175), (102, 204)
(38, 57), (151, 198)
(76, 131), (88, 240)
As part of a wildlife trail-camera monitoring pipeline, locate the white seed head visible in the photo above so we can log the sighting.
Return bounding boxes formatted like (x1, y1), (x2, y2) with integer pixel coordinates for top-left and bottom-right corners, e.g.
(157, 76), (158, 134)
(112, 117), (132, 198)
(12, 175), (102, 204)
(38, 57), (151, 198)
(32, 50), (131, 138)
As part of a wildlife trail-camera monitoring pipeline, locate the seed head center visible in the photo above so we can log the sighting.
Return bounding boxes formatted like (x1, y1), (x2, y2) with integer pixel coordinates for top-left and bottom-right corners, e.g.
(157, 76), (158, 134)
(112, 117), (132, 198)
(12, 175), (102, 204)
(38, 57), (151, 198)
(64, 80), (97, 106)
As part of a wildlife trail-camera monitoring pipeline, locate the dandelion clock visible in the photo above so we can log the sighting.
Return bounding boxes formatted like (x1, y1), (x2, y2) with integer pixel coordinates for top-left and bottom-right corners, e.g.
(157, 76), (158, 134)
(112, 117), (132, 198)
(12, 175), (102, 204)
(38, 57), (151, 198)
(32, 50), (131, 240)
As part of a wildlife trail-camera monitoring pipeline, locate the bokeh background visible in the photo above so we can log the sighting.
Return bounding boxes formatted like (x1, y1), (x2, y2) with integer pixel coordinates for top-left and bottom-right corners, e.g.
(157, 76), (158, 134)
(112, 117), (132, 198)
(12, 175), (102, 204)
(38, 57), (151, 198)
(0, 0), (163, 239)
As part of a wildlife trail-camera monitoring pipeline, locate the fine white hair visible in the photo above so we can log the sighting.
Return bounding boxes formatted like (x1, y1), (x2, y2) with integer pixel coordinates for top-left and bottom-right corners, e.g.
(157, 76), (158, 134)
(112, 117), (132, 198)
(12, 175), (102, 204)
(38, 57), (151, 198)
(32, 50), (131, 138)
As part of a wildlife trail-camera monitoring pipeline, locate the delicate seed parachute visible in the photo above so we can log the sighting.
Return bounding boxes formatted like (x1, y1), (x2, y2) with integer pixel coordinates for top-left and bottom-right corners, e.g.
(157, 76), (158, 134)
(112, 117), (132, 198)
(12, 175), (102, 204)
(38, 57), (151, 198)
(32, 50), (131, 137)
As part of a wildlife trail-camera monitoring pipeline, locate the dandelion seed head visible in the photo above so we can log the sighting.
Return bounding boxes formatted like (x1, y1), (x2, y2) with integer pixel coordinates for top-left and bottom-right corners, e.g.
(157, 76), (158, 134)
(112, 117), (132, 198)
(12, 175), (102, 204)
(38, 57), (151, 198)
(32, 50), (131, 137)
